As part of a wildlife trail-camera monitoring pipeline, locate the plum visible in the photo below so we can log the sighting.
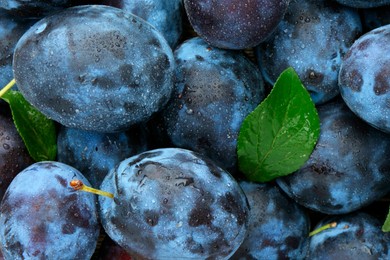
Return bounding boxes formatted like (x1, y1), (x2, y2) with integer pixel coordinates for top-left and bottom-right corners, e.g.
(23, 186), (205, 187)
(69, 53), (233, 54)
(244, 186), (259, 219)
(276, 98), (390, 215)
(0, 0), (104, 18)
(183, 0), (290, 49)
(162, 37), (265, 173)
(257, 0), (362, 104)
(103, 0), (183, 48)
(13, 5), (175, 133)
(0, 108), (33, 202)
(98, 148), (249, 259)
(57, 124), (149, 188)
(231, 181), (310, 259)
(308, 212), (390, 259)
(0, 161), (100, 259)
(339, 24), (390, 133)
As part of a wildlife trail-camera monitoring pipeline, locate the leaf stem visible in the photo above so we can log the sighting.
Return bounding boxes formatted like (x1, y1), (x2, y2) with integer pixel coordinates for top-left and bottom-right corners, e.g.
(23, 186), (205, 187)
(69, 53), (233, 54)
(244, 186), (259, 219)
(0, 79), (16, 98)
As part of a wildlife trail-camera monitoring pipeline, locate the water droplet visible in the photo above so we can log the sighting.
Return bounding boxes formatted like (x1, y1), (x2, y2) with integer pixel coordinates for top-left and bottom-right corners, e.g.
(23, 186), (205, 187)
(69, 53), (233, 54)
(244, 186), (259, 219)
(186, 108), (194, 115)
(163, 198), (168, 204)
(3, 143), (10, 150)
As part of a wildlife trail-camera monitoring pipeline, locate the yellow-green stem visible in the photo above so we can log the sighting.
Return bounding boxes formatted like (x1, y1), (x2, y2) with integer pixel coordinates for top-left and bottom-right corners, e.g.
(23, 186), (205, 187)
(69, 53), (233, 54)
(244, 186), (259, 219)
(309, 222), (337, 237)
(0, 79), (16, 98)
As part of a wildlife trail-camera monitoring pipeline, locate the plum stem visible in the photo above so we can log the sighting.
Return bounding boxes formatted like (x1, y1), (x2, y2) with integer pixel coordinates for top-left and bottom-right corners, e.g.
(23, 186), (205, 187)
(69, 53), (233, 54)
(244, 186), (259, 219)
(70, 179), (114, 199)
(309, 221), (337, 237)
(0, 79), (16, 98)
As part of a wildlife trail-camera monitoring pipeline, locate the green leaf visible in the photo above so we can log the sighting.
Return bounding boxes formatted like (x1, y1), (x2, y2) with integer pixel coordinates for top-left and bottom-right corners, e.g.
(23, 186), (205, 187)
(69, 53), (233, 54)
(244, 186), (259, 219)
(382, 209), (390, 232)
(1, 90), (57, 162)
(237, 67), (320, 182)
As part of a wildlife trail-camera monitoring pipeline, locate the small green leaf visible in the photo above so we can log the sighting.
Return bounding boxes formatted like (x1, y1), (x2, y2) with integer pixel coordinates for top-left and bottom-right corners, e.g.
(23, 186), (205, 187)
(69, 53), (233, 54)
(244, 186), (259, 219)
(382, 209), (390, 232)
(237, 67), (320, 182)
(1, 90), (57, 161)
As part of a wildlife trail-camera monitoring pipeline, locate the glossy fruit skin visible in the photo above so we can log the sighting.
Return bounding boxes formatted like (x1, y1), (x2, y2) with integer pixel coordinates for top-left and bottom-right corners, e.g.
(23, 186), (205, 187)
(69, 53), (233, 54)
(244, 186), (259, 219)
(103, 0), (183, 48)
(276, 98), (390, 215)
(183, 0), (290, 49)
(0, 0), (104, 19)
(99, 148), (249, 259)
(257, 0), (362, 104)
(339, 24), (390, 133)
(231, 181), (310, 259)
(57, 125), (149, 188)
(163, 37), (265, 173)
(0, 161), (100, 259)
(0, 109), (33, 202)
(13, 5), (175, 133)
(308, 212), (390, 259)
(334, 0), (390, 8)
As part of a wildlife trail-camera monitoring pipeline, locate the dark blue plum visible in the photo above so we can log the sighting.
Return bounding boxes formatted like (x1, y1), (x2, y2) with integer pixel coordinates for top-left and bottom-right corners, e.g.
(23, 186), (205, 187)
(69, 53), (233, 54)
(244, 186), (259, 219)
(0, 0), (104, 19)
(103, 0), (183, 48)
(0, 109), (33, 202)
(0, 161), (100, 259)
(231, 181), (310, 260)
(57, 124), (149, 188)
(257, 0), (362, 104)
(183, 0), (290, 49)
(339, 24), (390, 133)
(162, 37), (265, 173)
(335, 0), (390, 8)
(308, 212), (390, 259)
(13, 5), (175, 133)
(0, 10), (34, 90)
(276, 98), (390, 215)
(99, 148), (249, 259)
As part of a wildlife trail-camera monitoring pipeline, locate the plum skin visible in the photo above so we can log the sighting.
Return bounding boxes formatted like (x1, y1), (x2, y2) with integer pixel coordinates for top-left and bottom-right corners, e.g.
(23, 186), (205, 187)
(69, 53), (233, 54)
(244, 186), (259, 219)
(99, 148), (249, 259)
(13, 5), (175, 133)
(183, 0), (290, 49)
(163, 37), (265, 173)
(231, 181), (310, 260)
(339, 24), (390, 133)
(308, 212), (390, 259)
(257, 0), (362, 104)
(276, 98), (390, 215)
(0, 161), (100, 260)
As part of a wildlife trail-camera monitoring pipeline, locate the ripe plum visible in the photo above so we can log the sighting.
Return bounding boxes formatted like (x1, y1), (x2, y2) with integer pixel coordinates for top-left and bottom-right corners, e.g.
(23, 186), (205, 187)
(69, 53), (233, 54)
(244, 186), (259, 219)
(163, 37), (265, 173)
(103, 0), (183, 48)
(13, 5), (175, 133)
(231, 181), (310, 259)
(276, 98), (390, 215)
(99, 147), (249, 259)
(0, 161), (100, 259)
(257, 0), (362, 104)
(339, 24), (390, 133)
(183, 0), (290, 49)
(0, 110), (33, 202)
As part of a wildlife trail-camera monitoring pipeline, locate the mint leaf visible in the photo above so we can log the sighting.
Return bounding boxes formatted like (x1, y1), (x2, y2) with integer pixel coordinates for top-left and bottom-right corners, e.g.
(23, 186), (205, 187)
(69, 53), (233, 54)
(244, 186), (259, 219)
(237, 67), (320, 182)
(382, 209), (390, 232)
(1, 90), (57, 161)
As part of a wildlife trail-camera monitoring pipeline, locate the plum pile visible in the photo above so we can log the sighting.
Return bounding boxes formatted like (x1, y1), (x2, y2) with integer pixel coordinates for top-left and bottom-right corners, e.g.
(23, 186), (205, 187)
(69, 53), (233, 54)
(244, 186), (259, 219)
(2, 0), (390, 259)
